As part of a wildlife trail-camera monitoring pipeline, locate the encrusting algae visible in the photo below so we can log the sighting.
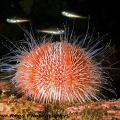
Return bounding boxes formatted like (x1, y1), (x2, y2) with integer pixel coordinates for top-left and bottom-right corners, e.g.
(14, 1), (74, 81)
(0, 80), (120, 120)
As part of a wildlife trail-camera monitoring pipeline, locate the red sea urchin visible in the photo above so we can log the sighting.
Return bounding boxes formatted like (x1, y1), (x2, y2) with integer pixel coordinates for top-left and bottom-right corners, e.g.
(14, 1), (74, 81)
(0, 26), (115, 104)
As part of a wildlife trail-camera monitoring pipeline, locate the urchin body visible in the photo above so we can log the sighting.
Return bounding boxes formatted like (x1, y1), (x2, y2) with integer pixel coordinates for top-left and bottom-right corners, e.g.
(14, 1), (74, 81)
(0, 28), (114, 104)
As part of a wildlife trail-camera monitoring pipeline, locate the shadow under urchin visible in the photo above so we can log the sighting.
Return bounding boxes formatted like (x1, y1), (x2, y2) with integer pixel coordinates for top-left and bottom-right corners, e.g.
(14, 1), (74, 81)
(0, 23), (116, 104)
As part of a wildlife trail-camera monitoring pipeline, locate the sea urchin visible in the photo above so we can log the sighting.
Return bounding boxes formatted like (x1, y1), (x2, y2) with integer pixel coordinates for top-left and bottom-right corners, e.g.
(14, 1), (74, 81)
(0, 26), (115, 104)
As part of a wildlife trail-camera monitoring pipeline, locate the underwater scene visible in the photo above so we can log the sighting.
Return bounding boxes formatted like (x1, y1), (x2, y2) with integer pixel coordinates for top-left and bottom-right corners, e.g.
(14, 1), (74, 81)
(0, 0), (120, 119)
